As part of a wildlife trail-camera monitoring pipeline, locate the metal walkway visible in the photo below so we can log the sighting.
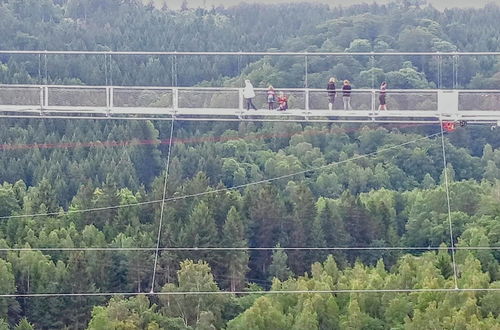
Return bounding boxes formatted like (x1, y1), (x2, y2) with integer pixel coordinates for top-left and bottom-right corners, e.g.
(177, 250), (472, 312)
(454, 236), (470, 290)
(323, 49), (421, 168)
(0, 84), (499, 124)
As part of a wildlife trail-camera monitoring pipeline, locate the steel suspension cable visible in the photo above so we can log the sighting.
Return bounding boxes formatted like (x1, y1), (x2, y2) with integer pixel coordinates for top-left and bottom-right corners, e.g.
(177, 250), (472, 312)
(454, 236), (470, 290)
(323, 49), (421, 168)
(440, 120), (459, 289)
(44, 52), (48, 85)
(104, 54), (108, 86)
(150, 118), (176, 293)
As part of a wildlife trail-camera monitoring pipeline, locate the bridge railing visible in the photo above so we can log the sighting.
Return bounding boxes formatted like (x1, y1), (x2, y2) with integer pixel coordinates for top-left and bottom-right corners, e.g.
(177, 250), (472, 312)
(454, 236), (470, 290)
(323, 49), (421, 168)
(0, 85), (499, 115)
(0, 85), (42, 107)
(458, 91), (500, 111)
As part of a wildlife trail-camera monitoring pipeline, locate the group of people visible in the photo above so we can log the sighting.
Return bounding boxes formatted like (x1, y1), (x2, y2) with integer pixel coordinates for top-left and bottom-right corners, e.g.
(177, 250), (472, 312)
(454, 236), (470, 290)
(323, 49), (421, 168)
(327, 78), (388, 111)
(243, 78), (388, 111)
(243, 80), (288, 111)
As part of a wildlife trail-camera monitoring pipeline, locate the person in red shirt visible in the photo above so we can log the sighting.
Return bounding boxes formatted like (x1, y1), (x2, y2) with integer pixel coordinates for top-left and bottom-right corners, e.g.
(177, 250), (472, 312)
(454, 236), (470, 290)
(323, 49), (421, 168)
(277, 91), (288, 111)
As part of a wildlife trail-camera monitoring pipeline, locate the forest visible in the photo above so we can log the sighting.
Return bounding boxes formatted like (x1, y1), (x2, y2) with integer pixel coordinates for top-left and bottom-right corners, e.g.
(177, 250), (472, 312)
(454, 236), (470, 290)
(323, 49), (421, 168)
(0, 0), (500, 329)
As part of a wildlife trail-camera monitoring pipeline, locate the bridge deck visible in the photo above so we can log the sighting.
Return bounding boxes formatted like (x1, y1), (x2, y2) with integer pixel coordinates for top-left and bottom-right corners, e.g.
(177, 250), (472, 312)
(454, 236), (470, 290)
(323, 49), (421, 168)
(0, 85), (499, 124)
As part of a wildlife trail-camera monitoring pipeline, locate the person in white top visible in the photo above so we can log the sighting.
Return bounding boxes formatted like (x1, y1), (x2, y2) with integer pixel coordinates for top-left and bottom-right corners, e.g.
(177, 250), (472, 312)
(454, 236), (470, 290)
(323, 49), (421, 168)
(243, 79), (258, 110)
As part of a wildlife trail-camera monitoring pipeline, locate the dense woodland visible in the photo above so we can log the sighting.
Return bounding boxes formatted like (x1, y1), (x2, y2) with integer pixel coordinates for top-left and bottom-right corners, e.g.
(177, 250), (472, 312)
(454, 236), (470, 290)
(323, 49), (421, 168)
(1, 0), (500, 329)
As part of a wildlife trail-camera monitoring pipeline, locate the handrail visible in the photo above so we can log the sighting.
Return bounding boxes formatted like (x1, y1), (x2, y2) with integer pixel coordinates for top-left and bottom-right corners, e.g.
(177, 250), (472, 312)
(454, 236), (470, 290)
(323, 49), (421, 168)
(1, 84), (500, 93)
(1, 50), (500, 56)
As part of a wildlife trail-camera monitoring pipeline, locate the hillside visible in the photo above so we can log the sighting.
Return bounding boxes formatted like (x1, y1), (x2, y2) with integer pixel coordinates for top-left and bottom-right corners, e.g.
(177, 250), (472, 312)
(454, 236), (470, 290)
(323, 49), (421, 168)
(0, 0), (500, 329)
(155, 0), (497, 11)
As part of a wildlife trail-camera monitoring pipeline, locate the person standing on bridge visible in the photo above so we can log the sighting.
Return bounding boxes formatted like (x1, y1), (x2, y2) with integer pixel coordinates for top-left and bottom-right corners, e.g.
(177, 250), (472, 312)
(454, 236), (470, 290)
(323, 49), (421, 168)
(243, 79), (258, 111)
(327, 77), (336, 110)
(342, 80), (352, 110)
(378, 81), (388, 111)
(267, 85), (276, 110)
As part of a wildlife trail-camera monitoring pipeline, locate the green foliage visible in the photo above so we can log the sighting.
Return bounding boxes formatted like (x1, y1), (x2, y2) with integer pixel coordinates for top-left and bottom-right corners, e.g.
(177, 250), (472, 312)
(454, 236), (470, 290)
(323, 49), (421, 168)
(87, 295), (186, 330)
(2, 1), (500, 329)
(268, 245), (293, 282)
(0, 259), (16, 321)
(0, 120), (499, 328)
(226, 296), (291, 330)
(160, 260), (226, 329)
(222, 207), (249, 292)
(14, 318), (34, 330)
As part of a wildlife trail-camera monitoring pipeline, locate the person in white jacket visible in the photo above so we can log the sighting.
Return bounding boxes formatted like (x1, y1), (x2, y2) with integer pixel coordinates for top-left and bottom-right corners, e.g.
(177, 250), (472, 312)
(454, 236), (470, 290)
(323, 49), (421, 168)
(243, 79), (258, 110)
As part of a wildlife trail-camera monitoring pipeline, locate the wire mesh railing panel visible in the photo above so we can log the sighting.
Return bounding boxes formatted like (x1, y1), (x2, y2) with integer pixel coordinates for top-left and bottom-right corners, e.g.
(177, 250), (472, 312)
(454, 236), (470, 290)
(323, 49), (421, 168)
(459, 92), (500, 111)
(308, 90), (337, 110)
(48, 87), (106, 107)
(0, 86), (40, 106)
(309, 90), (372, 111)
(113, 88), (173, 108)
(254, 89), (306, 110)
(386, 92), (438, 111)
(178, 89), (239, 109)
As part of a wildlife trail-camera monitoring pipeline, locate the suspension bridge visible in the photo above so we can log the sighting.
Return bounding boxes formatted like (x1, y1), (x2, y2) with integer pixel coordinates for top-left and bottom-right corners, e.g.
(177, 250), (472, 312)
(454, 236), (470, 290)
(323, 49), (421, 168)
(0, 50), (499, 125)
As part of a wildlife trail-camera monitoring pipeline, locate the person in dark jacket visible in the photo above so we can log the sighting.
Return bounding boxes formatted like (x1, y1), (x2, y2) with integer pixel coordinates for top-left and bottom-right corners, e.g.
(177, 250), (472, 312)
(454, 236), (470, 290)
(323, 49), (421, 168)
(327, 77), (336, 110)
(378, 81), (388, 111)
(342, 80), (352, 110)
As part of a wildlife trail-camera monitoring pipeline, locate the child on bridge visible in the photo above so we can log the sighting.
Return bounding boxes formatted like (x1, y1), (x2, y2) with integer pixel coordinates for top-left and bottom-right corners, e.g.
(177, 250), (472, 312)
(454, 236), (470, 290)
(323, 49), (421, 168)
(277, 92), (288, 111)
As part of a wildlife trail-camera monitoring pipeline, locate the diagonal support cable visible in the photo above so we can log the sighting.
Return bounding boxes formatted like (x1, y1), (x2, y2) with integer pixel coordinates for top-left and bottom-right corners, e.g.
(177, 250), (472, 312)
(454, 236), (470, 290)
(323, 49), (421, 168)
(150, 118), (176, 293)
(439, 120), (459, 289)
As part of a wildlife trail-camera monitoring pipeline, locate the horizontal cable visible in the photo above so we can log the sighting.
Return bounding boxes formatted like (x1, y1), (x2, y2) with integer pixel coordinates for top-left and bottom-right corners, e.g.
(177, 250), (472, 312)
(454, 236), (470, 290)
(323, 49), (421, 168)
(0, 132), (441, 220)
(1, 288), (499, 298)
(1, 50), (500, 56)
(1, 246), (499, 252)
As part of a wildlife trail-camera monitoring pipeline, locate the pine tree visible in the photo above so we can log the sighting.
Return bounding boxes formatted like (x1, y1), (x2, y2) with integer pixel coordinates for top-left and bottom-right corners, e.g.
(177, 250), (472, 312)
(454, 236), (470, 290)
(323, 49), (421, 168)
(64, 252), (102, 329)
(292, 300), (319, 330)
(14, 318), (34, 330)
(268, 244), (293, 282)
(288, 184), (316, 274)
(226, 296), (291, 330)
(0, 319), (8, 330)
(435, 244), (453, 279)
(246, 185), (286, 279)
(222, 207), (249, 292)
(92, 177), (119, 232)
(0, 259), (16, 322)
(310, 211), (327, 262)
(160, 260), (225, 328)
(339, 192), (374, 252)
(180, 201), (217, 248)
(340, 299), (368, 329)
(317, 198), (349, 266)
(422, 173), (436, 189)
(68, 180), (95, 229)
(439, 163), (456, 185)
(23, 178), (59, 214)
